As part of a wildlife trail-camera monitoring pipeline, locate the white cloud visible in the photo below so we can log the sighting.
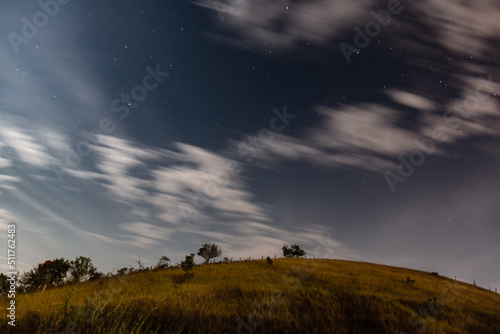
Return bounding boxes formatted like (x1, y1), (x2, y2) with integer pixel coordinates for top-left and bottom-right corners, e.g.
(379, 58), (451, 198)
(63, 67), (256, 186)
(194, 0), (500, 173)
(386, 90), (435, 111)
(194, 0), (374, 58)
(256, 91), (498, 172)
(57, 135), (357, 262)
(120, 222), (172, 242)
(250, 104), (423, 171)
(0, 125), (54, 168)
(80, 230), (125, 247)
(0, 142), (11, 168)
(195, 0), (500, 67)
(0, 175), (21, 191)
(420, 1), (500, 59)
(0, 208), (16, 225)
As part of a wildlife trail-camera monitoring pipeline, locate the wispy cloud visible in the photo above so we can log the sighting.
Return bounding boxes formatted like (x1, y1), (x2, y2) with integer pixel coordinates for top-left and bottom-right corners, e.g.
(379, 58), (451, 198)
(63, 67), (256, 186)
(194, 0), (373, 59)
(0, 125), (54, 168)
(194, 0), (500, 173)
(0, 208), (16, 225)
(51, 134), (357, 262)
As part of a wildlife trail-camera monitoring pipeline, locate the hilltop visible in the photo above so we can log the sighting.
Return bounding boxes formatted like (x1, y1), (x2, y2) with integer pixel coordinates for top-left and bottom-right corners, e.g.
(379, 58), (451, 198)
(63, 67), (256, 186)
(1, 258), (499, 333)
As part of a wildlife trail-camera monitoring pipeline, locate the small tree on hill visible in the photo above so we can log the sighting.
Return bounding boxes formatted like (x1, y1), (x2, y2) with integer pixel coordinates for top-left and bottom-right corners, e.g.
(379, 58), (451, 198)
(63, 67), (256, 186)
(69, 256), (98, 283)
(89, 271), (104, 280)
(117, 267), (128, 276)
(282, 244), (306, 258)
(197, 243), (222, 264)
(136, 258), (146, 271)
(181, 253), (195, 279)
(0, 273), (9, 293)
(157, 256), (171, 269)
(41, 258), (71, 285)
(19, 258), (70, 292)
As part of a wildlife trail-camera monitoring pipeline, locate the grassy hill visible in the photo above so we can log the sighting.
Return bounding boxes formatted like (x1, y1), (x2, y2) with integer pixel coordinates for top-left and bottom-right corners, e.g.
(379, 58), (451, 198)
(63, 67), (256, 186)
(1, 258), (499, 333)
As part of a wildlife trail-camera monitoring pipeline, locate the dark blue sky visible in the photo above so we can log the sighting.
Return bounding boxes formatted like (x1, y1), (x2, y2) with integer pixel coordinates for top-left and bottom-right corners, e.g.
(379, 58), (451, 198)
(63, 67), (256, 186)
(1, 0), (499, 289)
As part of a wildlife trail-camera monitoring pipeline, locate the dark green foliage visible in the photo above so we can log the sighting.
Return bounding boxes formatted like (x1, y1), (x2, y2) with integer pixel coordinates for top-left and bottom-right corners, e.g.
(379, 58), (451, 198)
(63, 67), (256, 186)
(282, 244), (306, 258)
(117, 268), (128, 275)
(0, 273), (9, 293)
(181, 253), (195, 279)
(89, 271), (104, 280)
(156, 256), (171, 269)
(69, 256), (98, 283)
(266, 257), (273, 266)
(19, 258), (70, 292)
(197, 243), (222, 264)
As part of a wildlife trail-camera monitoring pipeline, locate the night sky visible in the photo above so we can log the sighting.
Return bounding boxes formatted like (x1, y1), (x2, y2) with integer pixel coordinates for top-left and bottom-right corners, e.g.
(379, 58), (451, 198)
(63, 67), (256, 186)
(1, 1), (499, 289)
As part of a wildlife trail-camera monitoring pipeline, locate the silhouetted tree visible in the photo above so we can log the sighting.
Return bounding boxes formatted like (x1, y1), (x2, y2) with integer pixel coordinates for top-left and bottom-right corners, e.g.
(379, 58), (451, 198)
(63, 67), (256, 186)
(89, 271), (104, 280)
(19, 258), (70, 291)
(117, 268), (128, 276)
(157, 256), (171, 269)
(282, 244), (306, 258)
(136, 257), (146, 271)
(181, 253), (195, 279)
(197, 243), (222, 264)
(69, 256), (98, 283)
(0, 273), (10, 293)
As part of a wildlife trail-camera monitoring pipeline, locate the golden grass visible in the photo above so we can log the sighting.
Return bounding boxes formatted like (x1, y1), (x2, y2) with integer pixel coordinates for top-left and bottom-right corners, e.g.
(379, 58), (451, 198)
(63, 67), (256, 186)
(1, 259), (499, 333)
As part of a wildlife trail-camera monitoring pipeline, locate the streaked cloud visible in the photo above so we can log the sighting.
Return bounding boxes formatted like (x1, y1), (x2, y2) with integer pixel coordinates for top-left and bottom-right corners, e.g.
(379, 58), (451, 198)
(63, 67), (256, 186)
(0, 208), (16, 225)
(195, 0), (500, 173)
(194, 0), (374, 59)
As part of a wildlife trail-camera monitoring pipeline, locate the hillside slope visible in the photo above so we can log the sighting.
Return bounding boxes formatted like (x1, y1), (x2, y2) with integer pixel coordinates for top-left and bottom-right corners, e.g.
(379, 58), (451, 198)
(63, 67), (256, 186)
(1, 258), (499, 333)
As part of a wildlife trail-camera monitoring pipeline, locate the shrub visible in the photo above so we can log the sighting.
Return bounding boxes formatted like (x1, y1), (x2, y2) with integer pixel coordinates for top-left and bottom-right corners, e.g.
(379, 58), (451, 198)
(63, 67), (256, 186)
(181, 254), (195, 279)
(198, 243), (222, 264)
(282, 244), (306, 258)
(407, 276), (416, 284)
(0, 273), (10, 293)
(89, 271), (104, 280)
(69, 256), (98, 283)
(117, 268), (128, 276)
(156, 256), (171, 269)
(19, 258), (70, 292)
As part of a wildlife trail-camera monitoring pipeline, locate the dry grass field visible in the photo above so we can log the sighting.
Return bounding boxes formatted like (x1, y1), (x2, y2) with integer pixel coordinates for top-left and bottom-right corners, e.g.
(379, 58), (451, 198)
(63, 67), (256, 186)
(1, 258), (499, 333)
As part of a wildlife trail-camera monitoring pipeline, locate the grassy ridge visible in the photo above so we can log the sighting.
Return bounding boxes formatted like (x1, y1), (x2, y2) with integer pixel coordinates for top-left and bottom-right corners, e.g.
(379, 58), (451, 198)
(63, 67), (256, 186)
(1, 259), (499, 333)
